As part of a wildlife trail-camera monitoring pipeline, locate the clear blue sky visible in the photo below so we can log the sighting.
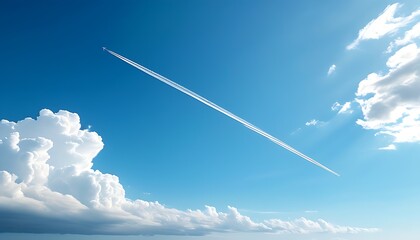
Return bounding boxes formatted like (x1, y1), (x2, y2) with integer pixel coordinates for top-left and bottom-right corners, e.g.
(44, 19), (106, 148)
(1, 1), (420, 239)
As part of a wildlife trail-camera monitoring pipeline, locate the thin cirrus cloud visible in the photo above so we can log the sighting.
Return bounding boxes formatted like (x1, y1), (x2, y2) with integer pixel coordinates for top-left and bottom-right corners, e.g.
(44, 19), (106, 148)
(0, 109), (378, 235)
(347, 3), (420, 50)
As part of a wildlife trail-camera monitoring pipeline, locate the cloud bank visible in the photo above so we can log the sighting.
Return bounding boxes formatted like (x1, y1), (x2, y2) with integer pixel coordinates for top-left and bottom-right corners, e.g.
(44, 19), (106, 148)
(0, 110), (378, 235)
(347, 3), (420, 50)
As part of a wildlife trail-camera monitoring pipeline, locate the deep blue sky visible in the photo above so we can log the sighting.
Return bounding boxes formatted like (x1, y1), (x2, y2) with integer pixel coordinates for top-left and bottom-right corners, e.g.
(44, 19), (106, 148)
(1, 1), (420, 239)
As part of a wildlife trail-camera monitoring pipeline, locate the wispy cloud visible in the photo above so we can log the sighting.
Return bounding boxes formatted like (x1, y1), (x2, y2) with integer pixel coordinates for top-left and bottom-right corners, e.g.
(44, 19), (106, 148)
(305, 119), (319, 126)
(347, 3), (420, 50)
(328, 64), (336, 76)
(379, 144), (397, 150)
(338, 102), (352, 114)
(388, 22), (420, 52)
(332, 102), (353, 114)
(0, 110), (378, 235)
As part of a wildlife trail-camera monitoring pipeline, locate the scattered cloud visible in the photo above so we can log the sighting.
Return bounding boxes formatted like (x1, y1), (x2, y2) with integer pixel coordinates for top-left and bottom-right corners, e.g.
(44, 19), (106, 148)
(328, 64), (336, 76)
(331, 102), (341, 111)
(331, 102), (353, 114)
(356, 43), (420, 143)
(0, 109), (378, 235)
(338, 102), (353, 114)
(305, 119), (319, 126)
(347, 3), (420, 50)
(387, 22), (420, 52)
(379, 144), (397, 150)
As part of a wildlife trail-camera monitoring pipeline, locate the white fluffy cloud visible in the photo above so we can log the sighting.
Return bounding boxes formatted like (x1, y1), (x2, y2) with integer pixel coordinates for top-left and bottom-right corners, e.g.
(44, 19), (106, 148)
(347, 3), (420, 50)
(0, 109), (378, 235)
(328, 64), (336, 76)
(356, 43), (420, 143)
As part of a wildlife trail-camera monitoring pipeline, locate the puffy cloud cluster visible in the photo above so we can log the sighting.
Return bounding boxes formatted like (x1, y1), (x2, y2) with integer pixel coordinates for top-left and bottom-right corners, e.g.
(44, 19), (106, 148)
(0, 110), (377, 235)
(333, 3), (420, 148)
(356, 43), (420, 144)
(347, 3), (420, 50)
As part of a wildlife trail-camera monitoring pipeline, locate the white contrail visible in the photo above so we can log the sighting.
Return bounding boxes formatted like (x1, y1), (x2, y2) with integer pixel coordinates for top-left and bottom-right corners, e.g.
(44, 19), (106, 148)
(103, 47), (339, 176)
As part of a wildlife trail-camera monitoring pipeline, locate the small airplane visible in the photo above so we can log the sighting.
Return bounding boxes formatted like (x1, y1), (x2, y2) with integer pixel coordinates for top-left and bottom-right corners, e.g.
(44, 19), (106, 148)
(102, 47), (107, 51)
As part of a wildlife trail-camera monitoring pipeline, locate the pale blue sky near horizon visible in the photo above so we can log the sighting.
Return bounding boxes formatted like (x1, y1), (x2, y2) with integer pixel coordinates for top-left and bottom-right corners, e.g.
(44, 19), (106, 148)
(1, 0), (420, 239)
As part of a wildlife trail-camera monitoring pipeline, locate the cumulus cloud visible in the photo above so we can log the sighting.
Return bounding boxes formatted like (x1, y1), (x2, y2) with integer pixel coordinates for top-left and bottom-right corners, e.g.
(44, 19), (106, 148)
(328, 64), (336, 76)
(0, 110), (378, 235)
(356, 43), (420, 143)
(347, 3), (420, 50)
(331, 102), (353, 114)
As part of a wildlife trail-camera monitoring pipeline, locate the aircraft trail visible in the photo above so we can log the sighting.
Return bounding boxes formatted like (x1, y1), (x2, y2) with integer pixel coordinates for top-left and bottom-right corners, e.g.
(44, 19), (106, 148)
(104, 47), (339, 176)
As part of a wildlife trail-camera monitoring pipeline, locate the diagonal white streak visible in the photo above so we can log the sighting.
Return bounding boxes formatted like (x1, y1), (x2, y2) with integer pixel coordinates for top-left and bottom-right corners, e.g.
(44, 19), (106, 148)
(104, 48), (339, 176)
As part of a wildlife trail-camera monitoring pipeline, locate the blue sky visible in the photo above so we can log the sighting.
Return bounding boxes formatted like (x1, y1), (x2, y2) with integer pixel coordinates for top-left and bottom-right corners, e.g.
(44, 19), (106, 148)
(1, 1), (420, 239)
